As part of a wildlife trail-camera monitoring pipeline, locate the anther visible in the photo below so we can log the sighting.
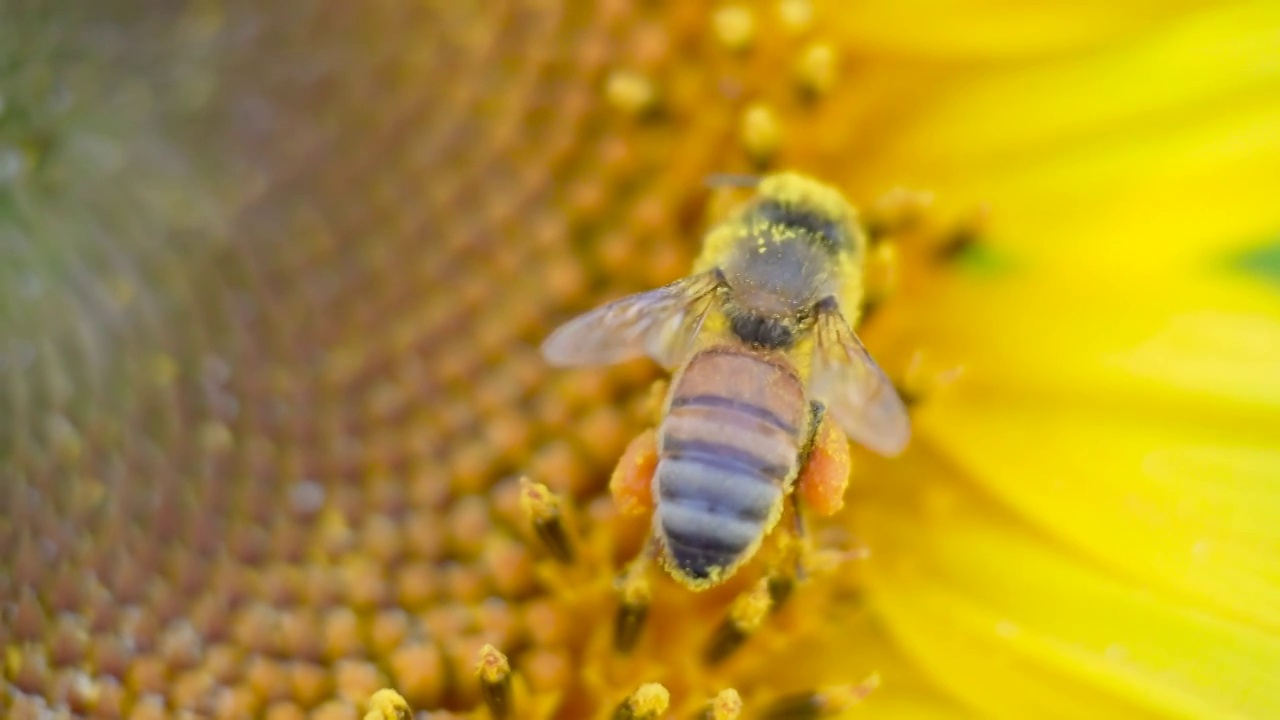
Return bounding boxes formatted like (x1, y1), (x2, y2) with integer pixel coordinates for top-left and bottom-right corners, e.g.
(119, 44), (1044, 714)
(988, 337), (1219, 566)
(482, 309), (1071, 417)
(778, 0), (814, 32)
(766, 572), (794, 611)
(704, 579), (773, 665)
(606, 70), (659, 118)
(613, 562), (652, 653)
(475, 644), (513, 720)
(765, 532), (804, 611)
(741, 103), (781, 168)
(760, 674), (880, 719)
(700, 688), (743, 720)
(364, 688), (411, 720)
(865, 187), (933, 243)
(613, 682), (670, 720)
(795, 43), (838, 98)
(713, 6), (756, 52)
(935, 203), (991, 261)
(519, 478), (575, 563)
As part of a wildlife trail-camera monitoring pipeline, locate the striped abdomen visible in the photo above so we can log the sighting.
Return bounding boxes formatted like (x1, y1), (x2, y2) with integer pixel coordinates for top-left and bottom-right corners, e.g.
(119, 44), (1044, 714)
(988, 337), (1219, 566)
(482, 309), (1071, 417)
(654, 346), (809, 587)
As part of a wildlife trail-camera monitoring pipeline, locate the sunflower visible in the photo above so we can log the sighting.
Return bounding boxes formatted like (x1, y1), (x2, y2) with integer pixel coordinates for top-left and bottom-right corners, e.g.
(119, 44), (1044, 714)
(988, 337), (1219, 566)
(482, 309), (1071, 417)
(3, 1), (1279, 719)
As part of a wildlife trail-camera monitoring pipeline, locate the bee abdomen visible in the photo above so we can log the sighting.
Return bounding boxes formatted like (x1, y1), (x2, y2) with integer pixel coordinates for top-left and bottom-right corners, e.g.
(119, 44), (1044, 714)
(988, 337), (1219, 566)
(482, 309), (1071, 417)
(655, 346), (808, 584)
(659, 441), (783, 521)
(655, 437), (789, 582)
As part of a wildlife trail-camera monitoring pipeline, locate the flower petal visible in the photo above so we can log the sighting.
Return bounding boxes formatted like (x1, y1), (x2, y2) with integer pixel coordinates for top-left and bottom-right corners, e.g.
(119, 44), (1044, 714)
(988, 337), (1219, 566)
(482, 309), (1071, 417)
(825, 1), (1204, 59)
(857, 451), (1280, 719)
(834, 1), (1280, 268)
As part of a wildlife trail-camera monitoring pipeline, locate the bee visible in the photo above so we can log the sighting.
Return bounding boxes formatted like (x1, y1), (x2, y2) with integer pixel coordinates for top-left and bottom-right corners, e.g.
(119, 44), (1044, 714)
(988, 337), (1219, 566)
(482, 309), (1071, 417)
(541, 172), (910, 589)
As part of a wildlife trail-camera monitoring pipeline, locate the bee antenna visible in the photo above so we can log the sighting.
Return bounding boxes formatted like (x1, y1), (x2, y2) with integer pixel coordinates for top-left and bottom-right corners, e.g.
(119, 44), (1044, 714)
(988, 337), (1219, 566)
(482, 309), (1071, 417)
(704, 172), (762, 189)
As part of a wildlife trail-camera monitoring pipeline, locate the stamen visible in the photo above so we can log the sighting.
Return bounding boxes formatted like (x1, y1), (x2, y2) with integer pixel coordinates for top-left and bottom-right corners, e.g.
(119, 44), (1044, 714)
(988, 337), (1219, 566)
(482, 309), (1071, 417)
(614, 561), (652, 653)
(741, 103), (782, 168)
(475, 644), (513, 719)
(865, 187), (933, 243)
(765, 525), (806, 612)
(700, 688), (744, 720)
(760, 674), (880, 719)
(863, 241), (900, 309)
(365, 688), (411, 720)
(934, 204), (991, 261)
(613, 682), (671, 720)
(766, 572), (794, 610)
(704, 579), (773, 665)
(606, 70), (659, 117)
(794, 43), (838, 98)
(519, 477), (575, 563)
(712, 5), (756, 52)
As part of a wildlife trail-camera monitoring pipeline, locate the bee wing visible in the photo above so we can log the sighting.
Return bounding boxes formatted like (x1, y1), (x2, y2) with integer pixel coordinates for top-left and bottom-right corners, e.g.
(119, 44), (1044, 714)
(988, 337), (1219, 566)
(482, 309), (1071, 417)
(810, 299), (911, 457)
(540, 270), (723, 370)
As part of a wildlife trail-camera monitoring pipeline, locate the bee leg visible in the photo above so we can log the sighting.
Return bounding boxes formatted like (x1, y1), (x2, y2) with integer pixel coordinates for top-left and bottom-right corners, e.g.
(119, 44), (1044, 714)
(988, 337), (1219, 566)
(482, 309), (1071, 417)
(772, 403), (851, 599)
(789, 493), (809, 583)
(608, 428), (661, 653)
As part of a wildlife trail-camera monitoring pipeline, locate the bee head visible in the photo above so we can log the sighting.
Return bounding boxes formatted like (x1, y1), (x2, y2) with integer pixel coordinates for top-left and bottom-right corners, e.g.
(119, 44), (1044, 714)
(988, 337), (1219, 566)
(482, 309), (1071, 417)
(696, 172), (864, 350)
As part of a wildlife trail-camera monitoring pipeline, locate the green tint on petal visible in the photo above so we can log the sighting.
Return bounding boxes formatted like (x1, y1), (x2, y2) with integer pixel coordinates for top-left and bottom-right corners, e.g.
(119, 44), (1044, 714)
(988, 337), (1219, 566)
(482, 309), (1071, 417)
(952, 243), (1017, 278)
(1229, 239), (1280, 287)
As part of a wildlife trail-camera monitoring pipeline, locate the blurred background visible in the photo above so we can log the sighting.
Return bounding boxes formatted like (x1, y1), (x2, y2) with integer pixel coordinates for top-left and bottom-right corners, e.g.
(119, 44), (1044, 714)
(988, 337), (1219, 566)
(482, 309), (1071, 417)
(3, 2), (1279, 719)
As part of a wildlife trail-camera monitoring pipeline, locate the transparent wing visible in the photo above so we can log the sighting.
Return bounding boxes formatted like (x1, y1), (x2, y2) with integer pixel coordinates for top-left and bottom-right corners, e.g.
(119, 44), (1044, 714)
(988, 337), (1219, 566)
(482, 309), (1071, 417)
(540, 270), (722, 370)
(810, 299), (911, 457)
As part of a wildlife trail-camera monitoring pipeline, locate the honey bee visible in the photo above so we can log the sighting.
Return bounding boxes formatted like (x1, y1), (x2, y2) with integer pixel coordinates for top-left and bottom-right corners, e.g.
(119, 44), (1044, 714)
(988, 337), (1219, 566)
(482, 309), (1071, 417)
(541, 172), (910, 589)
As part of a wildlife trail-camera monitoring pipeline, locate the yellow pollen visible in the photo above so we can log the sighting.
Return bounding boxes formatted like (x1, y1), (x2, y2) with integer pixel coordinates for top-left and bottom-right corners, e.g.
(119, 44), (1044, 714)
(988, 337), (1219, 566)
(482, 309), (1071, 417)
(741, 103), (781, 165)
(616, 682), (671, 720)
(795, 42), (838, 96)
(708, 688), (744, 719)
(619, 565), (652, 606)
(777, 0), (813, 32)
(712, 5), (756, 51)
(518, 477), (559, 523)
(475, 644), (511, 684)
(728, 578), (774, 632)
(364, 688), (411, 720)
(605, 69), (657, 116)
(818, 673), (882, 711)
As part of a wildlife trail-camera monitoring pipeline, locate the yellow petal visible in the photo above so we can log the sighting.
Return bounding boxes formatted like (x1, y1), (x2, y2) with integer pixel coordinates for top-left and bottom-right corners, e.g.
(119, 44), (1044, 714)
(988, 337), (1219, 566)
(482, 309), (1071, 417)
(857, 451), (1280, 719)
(900, 269), (1280, 625)
(825, 1), (1204, 59)
(913, 381), (1280, 633)
(834, 1), (1280, 270)
(906, 272), (1280, 409)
